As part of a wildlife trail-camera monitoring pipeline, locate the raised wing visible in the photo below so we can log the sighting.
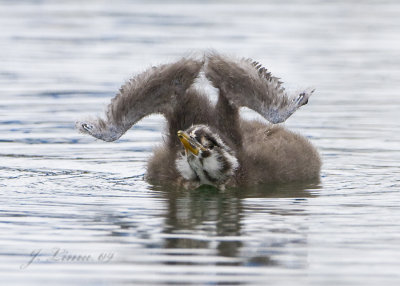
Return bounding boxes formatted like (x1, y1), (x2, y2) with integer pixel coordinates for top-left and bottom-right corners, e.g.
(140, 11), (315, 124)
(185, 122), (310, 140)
(205, 53), (314, 124)
(76, 58), (203, 141)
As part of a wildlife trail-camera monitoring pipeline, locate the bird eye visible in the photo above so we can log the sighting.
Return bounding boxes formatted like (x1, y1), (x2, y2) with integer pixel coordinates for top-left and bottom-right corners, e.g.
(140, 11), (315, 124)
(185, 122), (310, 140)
(205, 144), (214, 150)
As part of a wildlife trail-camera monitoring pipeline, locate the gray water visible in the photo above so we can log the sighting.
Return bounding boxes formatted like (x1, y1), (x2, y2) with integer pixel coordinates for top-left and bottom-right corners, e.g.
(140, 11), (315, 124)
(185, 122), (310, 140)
(1, 0), (400, 285)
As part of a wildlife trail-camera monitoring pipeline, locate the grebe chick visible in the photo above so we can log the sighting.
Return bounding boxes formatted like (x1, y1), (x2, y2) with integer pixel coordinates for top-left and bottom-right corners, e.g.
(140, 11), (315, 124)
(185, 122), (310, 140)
(76, 52), (321, 190)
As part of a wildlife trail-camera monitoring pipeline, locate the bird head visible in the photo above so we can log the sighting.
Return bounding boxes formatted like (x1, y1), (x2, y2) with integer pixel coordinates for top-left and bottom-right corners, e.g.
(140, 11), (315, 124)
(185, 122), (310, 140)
(175, 125), (239, 189)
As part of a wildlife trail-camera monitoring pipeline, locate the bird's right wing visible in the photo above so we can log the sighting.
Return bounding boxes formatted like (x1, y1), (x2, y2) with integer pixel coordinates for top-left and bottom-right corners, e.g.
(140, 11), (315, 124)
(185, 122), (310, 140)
(205, 53), (314, 124)
(76, 58), (203, 142)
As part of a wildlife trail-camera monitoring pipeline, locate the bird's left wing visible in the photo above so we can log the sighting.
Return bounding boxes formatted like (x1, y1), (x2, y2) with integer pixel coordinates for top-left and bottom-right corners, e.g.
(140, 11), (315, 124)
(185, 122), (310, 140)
(205, 53), (314, 124)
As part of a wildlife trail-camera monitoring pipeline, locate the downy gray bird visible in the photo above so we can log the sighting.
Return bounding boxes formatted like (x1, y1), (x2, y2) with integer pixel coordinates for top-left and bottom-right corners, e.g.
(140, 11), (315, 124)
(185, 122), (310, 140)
(76, 53), (321, 190)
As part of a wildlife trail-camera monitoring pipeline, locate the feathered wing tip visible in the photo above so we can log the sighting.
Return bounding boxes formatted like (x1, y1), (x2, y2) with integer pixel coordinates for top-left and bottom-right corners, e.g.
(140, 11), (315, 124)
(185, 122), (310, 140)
(75, 117), (125, 142)
(204, 52), (315, 124)
(76, 57), (204, 142)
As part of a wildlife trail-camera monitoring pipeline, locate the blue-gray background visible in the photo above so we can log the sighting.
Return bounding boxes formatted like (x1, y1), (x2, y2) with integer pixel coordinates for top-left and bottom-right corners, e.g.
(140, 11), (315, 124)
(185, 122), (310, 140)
(1, 0), (399, 285)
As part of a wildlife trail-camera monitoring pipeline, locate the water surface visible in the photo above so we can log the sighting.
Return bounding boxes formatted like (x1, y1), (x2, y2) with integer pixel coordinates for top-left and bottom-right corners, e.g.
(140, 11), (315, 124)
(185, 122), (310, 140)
(1, 0), (400, 285)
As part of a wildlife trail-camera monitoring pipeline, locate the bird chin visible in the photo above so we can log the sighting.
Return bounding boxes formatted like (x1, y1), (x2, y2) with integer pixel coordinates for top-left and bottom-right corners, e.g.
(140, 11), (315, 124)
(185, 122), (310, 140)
(186, 151), (199, 159)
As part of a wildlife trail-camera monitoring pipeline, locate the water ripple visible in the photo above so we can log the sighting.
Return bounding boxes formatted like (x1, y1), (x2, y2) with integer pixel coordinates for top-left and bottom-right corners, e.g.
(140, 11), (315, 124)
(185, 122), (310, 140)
(1, 0), (400, 285)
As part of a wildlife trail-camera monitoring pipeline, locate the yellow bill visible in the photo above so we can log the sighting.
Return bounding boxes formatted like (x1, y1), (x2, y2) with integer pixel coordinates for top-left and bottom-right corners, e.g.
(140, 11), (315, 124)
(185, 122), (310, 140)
(177, 130), (206, 155)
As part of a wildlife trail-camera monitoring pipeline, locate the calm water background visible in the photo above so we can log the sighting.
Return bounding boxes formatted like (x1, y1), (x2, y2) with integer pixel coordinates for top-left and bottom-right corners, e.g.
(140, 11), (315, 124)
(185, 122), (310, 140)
(1, 0), (400, 285)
